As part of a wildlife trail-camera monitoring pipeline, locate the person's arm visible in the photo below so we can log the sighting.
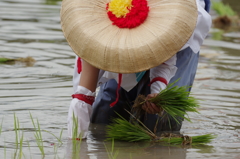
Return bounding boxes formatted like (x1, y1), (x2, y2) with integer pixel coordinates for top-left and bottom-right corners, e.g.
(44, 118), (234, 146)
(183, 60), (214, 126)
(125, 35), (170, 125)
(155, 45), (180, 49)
(142, 55), (177, 114)
(68, 59), (100, 139)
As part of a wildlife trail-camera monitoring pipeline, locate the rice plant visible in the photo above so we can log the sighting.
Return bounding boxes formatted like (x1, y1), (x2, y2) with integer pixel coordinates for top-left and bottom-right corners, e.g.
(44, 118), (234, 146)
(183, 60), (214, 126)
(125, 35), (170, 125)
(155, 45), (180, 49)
(0, 113), (67, 158)
(13, 113), (24, 159)
(29, 113), (45, 157)
(106, 115), (152, 142)
(106, 80), (216, 145)
(106, 115), (216, 145)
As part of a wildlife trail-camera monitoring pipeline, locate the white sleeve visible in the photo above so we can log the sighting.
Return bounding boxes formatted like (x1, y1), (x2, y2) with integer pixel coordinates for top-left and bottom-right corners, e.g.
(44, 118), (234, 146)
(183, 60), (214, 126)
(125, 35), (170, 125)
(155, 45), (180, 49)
(181, 0), (212, 53)
(150, 55), (177, 94)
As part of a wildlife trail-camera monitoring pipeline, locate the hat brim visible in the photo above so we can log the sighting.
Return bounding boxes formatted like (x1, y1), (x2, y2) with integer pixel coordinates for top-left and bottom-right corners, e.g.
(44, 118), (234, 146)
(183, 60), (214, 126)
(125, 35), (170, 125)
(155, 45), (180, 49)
(61, 0), (198, 73)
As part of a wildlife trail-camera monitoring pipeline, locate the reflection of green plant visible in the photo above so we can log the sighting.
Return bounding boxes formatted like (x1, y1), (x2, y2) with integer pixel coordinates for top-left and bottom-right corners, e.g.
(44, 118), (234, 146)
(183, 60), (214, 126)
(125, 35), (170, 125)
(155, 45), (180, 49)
(193, 144), (215, 153)
(104, 139), (119, 159)
(71, 113), (82, 159)
(45, 0), (61, 5)
(212, 2), (236, 17)
(0, 117), (3, 136)
(159, 134), (216, 145)
(212, 30), (224, 40)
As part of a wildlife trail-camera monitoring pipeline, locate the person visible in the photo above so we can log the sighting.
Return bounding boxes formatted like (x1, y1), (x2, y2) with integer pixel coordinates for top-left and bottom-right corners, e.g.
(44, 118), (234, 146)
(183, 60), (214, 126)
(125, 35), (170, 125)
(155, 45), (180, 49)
(61, 0), (212, 139)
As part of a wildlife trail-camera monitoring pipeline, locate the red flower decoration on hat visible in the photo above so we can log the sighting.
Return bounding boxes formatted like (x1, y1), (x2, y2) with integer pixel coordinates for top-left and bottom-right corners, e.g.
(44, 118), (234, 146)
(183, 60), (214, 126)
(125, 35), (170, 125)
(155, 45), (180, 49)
(107, 0), (149, 28)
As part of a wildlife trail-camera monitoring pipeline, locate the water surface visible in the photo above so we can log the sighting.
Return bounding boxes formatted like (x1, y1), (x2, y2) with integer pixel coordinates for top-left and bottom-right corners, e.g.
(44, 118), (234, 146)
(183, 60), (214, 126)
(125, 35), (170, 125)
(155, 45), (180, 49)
(0, 0), (239, 158)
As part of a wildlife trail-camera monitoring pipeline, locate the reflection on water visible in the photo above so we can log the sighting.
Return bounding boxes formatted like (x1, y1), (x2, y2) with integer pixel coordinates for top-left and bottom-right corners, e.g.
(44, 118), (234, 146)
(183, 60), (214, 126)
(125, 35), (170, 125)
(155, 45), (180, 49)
(45, 0), (61, 5)
(0, 0), (240, 158)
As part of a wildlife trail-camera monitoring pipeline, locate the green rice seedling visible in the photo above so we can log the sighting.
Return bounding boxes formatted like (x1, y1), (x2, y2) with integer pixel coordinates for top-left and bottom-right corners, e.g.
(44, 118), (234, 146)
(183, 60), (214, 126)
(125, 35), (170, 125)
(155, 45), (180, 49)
(29, 113), (45, 157)
(18, 132), (24, 159)
(133, 80), (200, 124)
(106, 115), (153, 142)
(212, 2), (236, 17)
(72, 113), (83, 140)
(104, 139), (119, 159)
(106, 114), (216, 145)
(13, 113), (24, 159)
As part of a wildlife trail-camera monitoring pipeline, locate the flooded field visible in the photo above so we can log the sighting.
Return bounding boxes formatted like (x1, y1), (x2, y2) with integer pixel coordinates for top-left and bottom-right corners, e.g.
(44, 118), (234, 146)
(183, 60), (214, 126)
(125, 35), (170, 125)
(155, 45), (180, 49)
(0, 0), (239, 158)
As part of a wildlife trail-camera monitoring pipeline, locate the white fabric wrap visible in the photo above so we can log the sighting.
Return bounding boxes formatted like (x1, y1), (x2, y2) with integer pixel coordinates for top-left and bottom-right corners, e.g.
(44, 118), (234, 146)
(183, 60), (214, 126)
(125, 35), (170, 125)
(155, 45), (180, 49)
(68, 86), (95, 139)
(150, 55), (177, 94)
(181, 0), (212, 53)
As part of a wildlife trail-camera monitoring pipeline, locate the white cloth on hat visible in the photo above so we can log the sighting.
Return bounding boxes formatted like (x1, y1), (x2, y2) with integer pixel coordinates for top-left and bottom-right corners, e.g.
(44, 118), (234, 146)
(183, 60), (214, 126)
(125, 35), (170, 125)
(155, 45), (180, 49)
(68, 86), (95, 139)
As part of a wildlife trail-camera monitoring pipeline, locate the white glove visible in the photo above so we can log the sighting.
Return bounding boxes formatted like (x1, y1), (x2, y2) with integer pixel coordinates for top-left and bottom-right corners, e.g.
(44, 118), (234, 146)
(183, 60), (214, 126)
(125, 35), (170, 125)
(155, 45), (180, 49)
(67, 86), (95, 139)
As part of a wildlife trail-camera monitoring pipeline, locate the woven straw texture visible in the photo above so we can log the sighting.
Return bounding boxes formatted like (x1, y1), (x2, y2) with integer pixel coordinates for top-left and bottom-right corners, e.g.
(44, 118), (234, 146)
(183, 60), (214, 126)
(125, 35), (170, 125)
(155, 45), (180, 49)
(61, 0), (198, 73)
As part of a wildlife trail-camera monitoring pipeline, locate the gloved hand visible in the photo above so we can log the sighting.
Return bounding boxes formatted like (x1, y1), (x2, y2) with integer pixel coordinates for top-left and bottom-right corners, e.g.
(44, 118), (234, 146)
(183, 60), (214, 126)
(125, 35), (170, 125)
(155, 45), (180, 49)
(67, 86), (95, 139)
(142, 93), (161, 114)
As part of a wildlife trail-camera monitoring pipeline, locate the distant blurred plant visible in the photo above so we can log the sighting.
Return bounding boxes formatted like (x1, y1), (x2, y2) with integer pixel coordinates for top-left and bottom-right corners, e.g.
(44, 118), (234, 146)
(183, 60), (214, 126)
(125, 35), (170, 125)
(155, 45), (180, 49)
(212, 2), (236, 17)
(212, 2), (240, 30)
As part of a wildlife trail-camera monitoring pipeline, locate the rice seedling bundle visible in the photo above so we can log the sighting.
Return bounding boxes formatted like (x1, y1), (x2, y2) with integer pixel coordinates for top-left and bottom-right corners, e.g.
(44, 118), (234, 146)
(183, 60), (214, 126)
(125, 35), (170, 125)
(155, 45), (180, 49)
(133, 81), (200, 123)
(106, 82), (216, 145)
(106, 117), (216, 145)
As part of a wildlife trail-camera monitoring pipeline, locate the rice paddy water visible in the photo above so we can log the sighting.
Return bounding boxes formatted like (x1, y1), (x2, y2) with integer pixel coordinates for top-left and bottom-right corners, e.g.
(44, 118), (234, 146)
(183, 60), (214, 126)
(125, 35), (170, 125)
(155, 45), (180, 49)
(0, 0), (240, 158)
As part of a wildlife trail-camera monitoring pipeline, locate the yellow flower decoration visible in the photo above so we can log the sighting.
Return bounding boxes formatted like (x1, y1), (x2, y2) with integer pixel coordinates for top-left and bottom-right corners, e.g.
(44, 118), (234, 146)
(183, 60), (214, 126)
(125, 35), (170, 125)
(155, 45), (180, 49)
(108, 0), (133, 18)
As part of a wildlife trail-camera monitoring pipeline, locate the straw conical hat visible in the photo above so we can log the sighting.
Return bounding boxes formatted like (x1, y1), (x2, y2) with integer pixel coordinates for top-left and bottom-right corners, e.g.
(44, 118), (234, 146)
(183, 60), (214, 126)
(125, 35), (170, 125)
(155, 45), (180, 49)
(61, 0), (198, 73)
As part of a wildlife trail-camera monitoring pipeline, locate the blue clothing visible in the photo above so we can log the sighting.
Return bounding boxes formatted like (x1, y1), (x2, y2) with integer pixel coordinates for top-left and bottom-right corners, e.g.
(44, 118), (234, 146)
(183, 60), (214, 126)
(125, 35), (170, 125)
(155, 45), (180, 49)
(204, 0), (211, 13)
(91, 47), (199, 132)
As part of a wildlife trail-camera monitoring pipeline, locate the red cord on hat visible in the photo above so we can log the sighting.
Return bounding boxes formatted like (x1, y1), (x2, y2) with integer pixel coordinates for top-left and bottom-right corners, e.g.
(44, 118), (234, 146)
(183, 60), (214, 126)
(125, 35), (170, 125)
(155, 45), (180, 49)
(110, 73), (122, 107)
(150, 77), (168, 86)
(77, 57), (82, 74)
(72, 94), (95, 105)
